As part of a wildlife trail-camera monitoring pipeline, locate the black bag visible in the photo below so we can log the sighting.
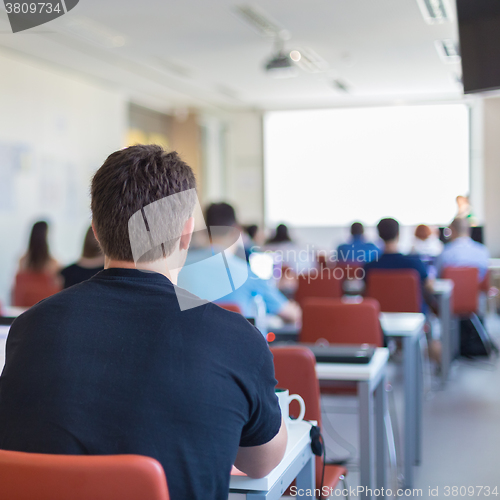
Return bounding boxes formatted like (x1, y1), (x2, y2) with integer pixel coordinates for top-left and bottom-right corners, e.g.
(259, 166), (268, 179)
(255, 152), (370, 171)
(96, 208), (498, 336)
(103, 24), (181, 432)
(460, 317), (493, 357)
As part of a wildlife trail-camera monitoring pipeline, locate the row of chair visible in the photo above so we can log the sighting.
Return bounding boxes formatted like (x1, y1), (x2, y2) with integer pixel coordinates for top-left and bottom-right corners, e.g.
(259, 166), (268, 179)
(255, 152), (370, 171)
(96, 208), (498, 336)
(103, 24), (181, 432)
(295, 266), (488, 318)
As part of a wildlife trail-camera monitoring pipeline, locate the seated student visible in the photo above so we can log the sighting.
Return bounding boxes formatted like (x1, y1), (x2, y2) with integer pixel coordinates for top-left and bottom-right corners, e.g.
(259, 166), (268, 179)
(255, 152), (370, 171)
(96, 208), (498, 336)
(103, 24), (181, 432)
(436, 217), (489, 281)
(0, 146), (287, 500)
(365, 218), (441, 363)
(364, 218), (436, 312)
(337, 222), (380, 264)
(18, 220), (60, 277)
(411, 224), (443, 258)
(264, 224), (314, 276)
(60, 227), (104, 288)
(178, 203), (301, 323)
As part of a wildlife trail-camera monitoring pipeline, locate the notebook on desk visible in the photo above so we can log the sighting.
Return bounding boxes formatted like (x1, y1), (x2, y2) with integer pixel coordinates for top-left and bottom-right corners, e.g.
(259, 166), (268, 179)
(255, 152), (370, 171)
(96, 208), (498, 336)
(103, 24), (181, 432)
(300, 343), (376, 364)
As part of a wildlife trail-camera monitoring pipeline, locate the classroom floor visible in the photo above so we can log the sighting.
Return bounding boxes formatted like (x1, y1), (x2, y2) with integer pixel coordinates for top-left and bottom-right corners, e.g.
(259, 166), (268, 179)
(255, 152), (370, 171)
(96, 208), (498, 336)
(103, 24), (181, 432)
(319, 315), (500, 498)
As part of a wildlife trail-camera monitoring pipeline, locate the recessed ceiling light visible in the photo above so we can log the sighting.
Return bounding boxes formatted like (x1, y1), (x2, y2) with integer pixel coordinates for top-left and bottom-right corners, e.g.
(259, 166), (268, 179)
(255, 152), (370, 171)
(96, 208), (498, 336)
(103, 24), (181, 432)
(233, 5), (287, 38)
(435, 39), (461, 64)
(416, 0), (451, 25)
(290, 50), (301, 62)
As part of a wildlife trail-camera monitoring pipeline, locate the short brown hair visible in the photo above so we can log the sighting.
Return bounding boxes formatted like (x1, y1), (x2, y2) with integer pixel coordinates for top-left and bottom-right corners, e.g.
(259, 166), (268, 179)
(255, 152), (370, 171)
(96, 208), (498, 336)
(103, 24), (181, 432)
(91, 145), (196, 262)
(414, 224), (431, 241)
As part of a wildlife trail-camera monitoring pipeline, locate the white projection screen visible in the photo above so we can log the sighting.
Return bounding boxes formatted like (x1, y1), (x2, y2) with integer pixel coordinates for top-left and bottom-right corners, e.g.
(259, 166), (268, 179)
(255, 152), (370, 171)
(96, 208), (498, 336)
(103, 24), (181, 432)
(264, 104), (470, 227)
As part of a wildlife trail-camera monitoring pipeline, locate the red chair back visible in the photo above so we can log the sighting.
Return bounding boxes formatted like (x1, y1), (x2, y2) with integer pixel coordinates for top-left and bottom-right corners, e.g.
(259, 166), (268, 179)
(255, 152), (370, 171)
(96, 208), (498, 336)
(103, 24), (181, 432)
(365, 269), (421, 313)
(295, 269), (342, 306)
(0, 451), (170, 500)
(13, 272), (62, 308)
(217, 303), (242, 314)
(271, 347), (322, 486)
(300, 298), (383, 346)
(442, 267), (479, 315)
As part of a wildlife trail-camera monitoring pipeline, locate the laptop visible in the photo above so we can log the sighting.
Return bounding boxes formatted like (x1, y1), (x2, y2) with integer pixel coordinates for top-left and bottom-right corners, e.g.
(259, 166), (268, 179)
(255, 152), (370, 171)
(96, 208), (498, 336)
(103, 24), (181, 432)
(300, 343), (376, 364)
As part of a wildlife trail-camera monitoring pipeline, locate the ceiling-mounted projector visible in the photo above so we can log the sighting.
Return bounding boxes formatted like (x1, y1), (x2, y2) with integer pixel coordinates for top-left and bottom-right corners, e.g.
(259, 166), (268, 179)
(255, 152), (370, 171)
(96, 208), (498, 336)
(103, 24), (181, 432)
(264, 52), (297, 78)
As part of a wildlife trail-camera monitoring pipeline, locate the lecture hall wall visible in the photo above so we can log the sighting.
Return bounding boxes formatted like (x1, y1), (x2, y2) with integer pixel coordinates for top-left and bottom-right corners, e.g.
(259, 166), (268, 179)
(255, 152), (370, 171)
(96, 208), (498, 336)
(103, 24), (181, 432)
(0, 47), (126, 305)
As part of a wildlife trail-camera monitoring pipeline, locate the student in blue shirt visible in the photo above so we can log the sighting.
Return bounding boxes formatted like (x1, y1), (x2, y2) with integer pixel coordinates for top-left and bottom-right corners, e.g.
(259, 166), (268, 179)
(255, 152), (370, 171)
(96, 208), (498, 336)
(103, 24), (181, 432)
(337, 222), (380, 263)
(436, 217), (489, 280)
(178, 203), (301, 322)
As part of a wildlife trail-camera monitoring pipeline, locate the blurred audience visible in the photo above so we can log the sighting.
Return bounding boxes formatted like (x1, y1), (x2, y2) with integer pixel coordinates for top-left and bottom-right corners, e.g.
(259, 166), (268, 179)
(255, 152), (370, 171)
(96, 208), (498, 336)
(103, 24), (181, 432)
(60, 227), (104, 288)
(436, 217), (489, 281)
(178, 203), (301, 323)
(18, 221), (60, 276)
(411, 224), (443, 257)
(337, 222), (380, 264)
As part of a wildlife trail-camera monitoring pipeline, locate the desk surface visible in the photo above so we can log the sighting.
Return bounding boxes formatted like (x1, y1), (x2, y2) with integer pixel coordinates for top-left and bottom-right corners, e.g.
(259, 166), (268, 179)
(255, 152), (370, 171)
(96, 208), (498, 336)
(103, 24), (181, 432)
(431, 279), (454, 295)
(229, 420), (312, 491)
(315, 347), (389, 381)
(489, 259), (500, 270)
(380, 312), (425, 337)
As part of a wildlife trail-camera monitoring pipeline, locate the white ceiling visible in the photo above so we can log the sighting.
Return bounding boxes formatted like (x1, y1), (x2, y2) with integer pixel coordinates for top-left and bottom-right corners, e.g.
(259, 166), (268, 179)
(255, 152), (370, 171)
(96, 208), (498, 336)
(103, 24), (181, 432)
(0, 0), (465, 111)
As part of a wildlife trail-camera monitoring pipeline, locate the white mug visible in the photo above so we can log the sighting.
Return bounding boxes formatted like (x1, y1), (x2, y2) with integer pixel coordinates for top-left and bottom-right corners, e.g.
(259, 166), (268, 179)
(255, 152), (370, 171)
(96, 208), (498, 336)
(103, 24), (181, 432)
(275, 388), (306, 423)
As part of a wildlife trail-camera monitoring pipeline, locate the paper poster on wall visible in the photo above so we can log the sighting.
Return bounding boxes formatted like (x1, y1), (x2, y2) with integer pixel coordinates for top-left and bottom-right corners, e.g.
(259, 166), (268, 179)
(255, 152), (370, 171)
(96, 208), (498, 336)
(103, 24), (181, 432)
(39, 156), (65, 211)
(0, 142), (32, 211)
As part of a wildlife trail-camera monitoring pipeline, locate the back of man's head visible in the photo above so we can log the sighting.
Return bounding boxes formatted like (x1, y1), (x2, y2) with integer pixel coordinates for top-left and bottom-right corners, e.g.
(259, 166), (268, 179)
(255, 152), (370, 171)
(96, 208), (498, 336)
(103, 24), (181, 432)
(450, 217), (471, 238)
(351, 222), (364, 237)
(205, 203), (237, 227)
(377, 218), (399, 242)
(91, 145), (196, 262)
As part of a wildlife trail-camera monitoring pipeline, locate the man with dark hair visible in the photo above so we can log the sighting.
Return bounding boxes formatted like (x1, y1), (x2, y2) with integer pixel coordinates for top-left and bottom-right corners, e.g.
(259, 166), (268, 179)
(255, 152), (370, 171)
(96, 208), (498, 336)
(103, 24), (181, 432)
(178, 202), (301, 322)
(365, 218), (427, 279)
(336, 221), (380, 263)
(0, 145), (287, 500)
(206, 202), (237, 228)
(364, 217), (437, 311)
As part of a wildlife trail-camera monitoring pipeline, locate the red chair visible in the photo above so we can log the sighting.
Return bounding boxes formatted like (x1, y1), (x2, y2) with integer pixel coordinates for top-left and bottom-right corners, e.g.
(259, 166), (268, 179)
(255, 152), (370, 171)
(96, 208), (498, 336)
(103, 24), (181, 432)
(442, 267), (493, 355)
(217, 303), (242, 314)
(12, 272), (62, 308)
(271, 346), (347, 493)
(295, 269), (343, 307)
(0, 451), (170, 500)
(365, 269), (421, 313)
(442, 267), (479, 315)
(300, 298), (383, 347)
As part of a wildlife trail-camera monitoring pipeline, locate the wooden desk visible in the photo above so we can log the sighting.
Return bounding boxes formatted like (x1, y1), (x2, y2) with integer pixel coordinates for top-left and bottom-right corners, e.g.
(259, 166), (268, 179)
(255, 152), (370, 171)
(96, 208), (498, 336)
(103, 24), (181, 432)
(316, 348), (389, 500)
(229, 420), (315, 499)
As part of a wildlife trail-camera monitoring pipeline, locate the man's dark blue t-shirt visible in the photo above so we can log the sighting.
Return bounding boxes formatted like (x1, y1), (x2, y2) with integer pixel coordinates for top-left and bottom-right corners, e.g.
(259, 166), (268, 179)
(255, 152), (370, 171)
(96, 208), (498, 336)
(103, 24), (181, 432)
(0, 268), (281, 500)
(364, 252), (428, 282)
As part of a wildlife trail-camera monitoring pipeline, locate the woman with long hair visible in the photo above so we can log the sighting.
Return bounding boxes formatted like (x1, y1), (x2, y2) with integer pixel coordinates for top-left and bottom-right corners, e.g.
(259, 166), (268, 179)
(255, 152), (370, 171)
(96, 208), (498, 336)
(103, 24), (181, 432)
(60, 227), (104, 288)
(19, 221), (60, 275)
